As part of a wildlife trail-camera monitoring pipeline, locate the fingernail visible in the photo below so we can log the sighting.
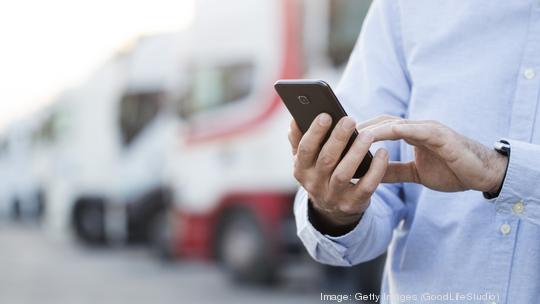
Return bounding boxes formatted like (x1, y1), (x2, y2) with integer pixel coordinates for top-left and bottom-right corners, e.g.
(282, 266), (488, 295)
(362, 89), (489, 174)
(378, 149), (388, 159)
(359, 131), (373, 143)
(342, 118), (356, 130)
(318, 113), (331, 126)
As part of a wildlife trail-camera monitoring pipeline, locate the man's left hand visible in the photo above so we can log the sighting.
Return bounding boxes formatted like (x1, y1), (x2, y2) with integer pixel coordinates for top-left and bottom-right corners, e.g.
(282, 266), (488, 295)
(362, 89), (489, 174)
(359, 116), (508, 193)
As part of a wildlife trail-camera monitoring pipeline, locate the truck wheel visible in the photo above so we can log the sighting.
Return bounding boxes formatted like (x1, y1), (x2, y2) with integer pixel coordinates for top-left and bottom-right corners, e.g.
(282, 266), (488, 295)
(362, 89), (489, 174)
(149, 210), (175, 261)
(35, 190), (46, 220)
(73, 198), (106, 245)
(10, 198), (21, 220)
(216, 209), (276, 285)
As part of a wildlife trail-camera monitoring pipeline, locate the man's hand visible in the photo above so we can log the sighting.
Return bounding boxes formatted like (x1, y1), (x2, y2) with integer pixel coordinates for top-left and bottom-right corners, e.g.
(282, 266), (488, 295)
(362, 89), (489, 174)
(288, 114), (389, 235)
(362, 116), (508, 193)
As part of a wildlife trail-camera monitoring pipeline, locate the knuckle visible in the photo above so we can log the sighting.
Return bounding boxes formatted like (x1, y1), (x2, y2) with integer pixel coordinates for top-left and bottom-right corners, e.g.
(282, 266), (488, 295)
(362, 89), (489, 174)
(292, 167), (303, 182)
(337, 203), (357, 215)
(303, 181), (314, 193)
(293, 156), (301, 168)
(304, 181), (320, 197)
(433, 125), (451, 139)
(318, 153), (336, 167)
(297, 144), (313, 156)
(350, 131), (375, 147)
(321, 193), (334, 207)
(433, 123), (445, 132)
(310, 122), (328, 135)
(358, 182), (376, 195)
(357, 130), (373, 142)
(390, 123), (404, 134)
(442, 126), (454, 137)
(333, 172), (350, 185)
(334, 129), (351, 142)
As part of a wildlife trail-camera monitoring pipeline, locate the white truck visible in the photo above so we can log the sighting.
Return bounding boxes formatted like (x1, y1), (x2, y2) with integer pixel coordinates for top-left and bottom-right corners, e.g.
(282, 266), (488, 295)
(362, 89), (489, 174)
(42, 32), (189, 244)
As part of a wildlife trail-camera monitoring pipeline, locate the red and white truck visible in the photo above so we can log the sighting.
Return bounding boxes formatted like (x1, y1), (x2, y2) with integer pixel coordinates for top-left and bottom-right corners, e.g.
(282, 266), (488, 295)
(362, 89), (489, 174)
(160, 0), (374, 282)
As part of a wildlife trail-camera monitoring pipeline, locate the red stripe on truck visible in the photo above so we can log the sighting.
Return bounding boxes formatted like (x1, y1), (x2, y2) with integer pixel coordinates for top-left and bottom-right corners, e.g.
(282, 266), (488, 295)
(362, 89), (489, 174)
(185, 0), (301, 144)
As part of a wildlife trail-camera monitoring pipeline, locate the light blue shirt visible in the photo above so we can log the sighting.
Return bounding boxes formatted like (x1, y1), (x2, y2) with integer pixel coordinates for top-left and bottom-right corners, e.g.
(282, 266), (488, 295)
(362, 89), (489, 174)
(295, 1), (540, 303)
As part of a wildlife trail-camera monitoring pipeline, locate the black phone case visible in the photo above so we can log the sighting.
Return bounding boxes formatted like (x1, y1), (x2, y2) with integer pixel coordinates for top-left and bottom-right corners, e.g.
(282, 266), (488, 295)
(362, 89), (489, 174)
(274, 79), (372, 178)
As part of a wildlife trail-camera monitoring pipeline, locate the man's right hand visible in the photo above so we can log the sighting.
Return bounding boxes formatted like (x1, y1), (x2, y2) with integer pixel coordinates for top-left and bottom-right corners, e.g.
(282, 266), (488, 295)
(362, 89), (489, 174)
(288, 113), (389, 235)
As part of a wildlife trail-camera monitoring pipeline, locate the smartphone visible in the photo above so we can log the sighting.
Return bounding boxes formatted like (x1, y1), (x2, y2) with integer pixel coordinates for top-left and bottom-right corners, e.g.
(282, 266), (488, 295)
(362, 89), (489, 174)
(274, 79), (372, 178)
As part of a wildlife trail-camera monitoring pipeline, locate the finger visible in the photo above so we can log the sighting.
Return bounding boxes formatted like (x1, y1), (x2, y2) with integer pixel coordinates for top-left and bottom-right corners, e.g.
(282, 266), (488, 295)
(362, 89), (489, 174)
(369, 122), (446, 148)
(329, 130), (374, 190)
(356, 115), (401, 131)
(296, 113), (332, 169)
(315, 117), (356, 176)
(382, 161), (419, 183)
(352, 148), (389, 199)
(288, 119), (302, 155)
(361, 117), (405, 135)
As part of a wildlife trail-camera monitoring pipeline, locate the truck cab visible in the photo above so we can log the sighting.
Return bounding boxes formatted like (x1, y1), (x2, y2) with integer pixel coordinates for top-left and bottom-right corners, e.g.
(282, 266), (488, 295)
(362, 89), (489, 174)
(42, 32), (191, 245)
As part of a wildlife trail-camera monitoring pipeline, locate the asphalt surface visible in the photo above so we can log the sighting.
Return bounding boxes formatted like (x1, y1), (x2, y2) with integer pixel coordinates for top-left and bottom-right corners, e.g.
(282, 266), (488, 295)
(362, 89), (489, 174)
(0, 222), (323, 304)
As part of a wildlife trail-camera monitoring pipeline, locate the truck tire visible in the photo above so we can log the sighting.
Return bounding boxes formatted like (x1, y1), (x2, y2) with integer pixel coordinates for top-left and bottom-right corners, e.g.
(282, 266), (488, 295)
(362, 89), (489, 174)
(10, 198), (21, 220)
(72, 198), (106, 245)
(149, 210), (175, 261)
(215, 209), (277, 285)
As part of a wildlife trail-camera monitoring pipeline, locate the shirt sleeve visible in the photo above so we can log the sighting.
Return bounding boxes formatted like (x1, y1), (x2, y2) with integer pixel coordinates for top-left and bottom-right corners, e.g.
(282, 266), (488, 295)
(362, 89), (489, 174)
(490, 139), (540, 226)
(294, 0), (411, 266)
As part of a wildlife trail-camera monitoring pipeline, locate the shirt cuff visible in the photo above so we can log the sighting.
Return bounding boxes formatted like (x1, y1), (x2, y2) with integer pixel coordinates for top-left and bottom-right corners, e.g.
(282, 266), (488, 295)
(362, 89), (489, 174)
(489, 139), (540, 225)
(294, 188), (391, 264)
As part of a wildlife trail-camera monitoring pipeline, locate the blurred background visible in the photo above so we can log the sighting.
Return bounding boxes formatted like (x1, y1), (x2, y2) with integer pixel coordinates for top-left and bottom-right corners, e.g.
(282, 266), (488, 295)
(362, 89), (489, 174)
(0, 0), (386, 303)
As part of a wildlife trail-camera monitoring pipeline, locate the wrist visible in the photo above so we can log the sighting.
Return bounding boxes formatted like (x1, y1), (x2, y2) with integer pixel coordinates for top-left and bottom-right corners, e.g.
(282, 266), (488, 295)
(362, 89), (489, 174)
(308, 199), (364, 236)
(485, 145), (509, 194)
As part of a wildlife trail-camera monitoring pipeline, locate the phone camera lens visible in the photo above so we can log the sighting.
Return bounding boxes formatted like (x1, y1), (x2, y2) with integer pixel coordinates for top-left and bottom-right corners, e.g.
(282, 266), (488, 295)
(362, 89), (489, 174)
(297, 95), (310, 105)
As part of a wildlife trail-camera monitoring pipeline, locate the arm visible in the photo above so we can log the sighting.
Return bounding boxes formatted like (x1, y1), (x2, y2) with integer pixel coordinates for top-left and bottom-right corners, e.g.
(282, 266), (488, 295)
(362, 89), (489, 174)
(354, 117), (540, 227)
(293, 0), (411, 266)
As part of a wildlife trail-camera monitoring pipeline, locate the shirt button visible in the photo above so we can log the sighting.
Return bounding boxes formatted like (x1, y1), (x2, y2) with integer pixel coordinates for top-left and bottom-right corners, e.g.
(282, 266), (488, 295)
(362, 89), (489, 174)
(512, 201), (524, 214)
(524, 68), (536, 80)
(500, 223), (511, 235)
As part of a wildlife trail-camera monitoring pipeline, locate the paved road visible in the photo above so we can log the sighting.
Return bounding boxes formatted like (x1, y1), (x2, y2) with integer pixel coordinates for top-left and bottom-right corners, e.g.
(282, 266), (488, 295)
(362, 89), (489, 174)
(0, 223), (322, 304)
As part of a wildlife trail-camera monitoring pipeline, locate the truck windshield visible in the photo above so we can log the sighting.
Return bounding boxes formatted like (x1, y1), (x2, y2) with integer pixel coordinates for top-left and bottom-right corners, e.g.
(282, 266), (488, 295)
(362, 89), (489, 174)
(119, 91), (163, 145)
(180, 61), (254, 118)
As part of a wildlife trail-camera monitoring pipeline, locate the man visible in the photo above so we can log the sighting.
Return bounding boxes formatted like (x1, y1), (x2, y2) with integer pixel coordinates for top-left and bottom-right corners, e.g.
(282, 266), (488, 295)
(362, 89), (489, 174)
(290, 0), (540, 303)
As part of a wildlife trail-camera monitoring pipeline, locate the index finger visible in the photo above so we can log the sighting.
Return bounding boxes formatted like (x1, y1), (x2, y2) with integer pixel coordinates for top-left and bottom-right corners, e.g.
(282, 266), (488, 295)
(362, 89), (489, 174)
(356, 115), (401, 131)
(369, 121), (445, 148)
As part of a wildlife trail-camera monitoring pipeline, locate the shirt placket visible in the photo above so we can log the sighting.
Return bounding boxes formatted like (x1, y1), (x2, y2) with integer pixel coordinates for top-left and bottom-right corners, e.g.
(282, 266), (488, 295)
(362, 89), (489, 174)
(497, 5), (540, 304)
(508, 7), (540, 142)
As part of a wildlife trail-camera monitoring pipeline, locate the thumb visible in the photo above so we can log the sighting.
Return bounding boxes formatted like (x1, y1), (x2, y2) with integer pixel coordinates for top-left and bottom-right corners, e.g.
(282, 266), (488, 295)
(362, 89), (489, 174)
(382, 161), (419, 184)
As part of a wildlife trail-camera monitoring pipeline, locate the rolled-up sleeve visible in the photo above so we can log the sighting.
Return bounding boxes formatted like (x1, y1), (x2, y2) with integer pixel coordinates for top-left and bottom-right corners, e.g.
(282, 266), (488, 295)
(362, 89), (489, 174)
(294, 0), (411, 266)
(491, 139), (540, 226)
